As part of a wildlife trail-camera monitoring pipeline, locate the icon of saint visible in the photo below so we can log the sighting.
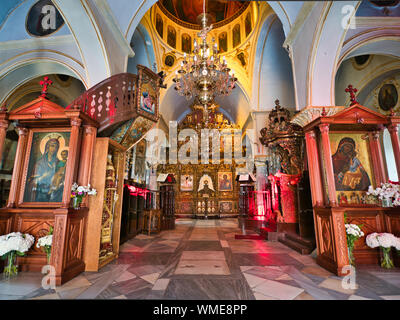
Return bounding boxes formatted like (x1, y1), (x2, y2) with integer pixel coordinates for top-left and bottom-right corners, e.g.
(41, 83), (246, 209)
(332, 137), (371, 191)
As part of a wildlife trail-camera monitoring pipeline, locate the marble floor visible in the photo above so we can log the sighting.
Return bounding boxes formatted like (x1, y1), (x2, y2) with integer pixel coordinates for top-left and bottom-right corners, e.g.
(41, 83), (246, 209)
(1, 218), (400, 300)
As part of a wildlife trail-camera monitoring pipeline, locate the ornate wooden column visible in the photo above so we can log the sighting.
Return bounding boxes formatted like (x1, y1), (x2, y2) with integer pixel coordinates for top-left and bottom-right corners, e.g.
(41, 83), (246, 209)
(62, 118), (82, 208)
(388, 124), (400, 180)
(305, 130), (324, 207)
(318, 124), (337, 206)
(78, 125), (97, 207)
(368, 130), (387, 185)
(0, 108), (9, 165)
(6, 127), (28, 208)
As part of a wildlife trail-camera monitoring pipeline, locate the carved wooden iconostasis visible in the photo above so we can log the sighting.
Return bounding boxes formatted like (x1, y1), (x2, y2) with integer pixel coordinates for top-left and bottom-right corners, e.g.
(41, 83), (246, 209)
(157, 104), (242, 218)
(0, 66), (163, 283)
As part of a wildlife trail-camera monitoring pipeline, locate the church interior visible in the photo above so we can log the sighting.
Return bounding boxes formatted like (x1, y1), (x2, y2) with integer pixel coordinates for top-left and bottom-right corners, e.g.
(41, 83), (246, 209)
(0, 0), (400, 301)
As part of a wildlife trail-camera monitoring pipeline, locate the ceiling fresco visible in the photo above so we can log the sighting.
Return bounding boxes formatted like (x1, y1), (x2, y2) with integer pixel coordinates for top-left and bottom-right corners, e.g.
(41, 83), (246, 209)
(159, 0), (247, 25)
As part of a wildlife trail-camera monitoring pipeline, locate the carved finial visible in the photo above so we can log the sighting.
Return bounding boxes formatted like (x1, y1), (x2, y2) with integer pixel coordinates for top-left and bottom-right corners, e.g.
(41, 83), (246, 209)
(390, 107), (395, 117)
(0, 103), (7, 112)
(321, 107), (327, 117)
(345, 84), (358, 105)
(39, 76), (53, 98)
(274, 99), (280, 109)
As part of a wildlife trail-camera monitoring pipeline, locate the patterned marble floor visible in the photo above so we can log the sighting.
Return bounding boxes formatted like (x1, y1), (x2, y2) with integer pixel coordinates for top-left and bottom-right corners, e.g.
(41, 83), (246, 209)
(1, 218), (400, 300)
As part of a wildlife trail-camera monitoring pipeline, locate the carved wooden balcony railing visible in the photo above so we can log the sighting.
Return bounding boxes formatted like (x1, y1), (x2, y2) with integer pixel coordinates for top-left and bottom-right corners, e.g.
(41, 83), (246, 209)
(66, 66), (161, 135)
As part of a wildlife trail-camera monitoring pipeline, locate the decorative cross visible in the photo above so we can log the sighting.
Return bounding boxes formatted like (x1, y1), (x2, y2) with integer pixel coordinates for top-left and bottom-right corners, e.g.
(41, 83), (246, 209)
(345, 84), (358, 105)
(39, 76), (53, 98)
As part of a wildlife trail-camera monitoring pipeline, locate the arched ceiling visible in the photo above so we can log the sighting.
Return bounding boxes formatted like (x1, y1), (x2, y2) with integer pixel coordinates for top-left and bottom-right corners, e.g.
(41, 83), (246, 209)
(345, 39), (400, 60)
(160, 81), (249, 127)
(0, 0), (24, 28)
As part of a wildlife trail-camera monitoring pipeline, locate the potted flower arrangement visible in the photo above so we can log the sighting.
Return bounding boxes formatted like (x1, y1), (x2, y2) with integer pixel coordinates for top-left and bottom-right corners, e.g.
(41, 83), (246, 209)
(366, 232), (398, 269)
(345, 221), (364, 266)
(0, 232), (35, 279)
(36, 227), (53, 264)
(367, 182), (400, 207)
(71, 183), (97, 209)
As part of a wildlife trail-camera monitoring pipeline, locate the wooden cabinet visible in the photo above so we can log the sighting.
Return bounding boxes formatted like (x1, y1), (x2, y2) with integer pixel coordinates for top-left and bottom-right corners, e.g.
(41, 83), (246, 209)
(239, 184), (254, 216)
(143, 209), (161, 235)
(160, 184), (175, 230)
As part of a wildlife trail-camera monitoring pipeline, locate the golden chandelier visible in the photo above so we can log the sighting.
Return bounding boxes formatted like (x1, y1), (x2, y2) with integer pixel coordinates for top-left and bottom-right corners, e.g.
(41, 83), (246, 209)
(173, 0), (237, 123)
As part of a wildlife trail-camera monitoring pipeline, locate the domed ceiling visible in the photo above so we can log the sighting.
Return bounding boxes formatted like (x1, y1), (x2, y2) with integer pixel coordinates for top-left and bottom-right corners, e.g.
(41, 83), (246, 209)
(158, 0), (248, 27)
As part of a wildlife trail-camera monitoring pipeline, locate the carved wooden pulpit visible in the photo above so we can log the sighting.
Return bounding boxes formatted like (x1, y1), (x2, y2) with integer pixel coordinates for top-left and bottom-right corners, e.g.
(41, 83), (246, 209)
(260, 100), (315, 252)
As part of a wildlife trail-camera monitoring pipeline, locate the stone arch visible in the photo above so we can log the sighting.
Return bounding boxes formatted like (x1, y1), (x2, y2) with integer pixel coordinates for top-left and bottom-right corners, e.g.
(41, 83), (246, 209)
(252, 14), (295, 110)
(0, 59), (86, 105)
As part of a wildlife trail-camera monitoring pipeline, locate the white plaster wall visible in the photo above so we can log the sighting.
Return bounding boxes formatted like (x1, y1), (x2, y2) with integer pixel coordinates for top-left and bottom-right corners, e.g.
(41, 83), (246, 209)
(383, 129), (399, 182)
(252, 16), (295, 111)
(127, 24), (156, 74)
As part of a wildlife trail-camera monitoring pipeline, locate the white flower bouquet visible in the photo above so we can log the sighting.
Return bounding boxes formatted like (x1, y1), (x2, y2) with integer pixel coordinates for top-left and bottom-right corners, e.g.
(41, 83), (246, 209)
(71, 182), (97, 209)
(365, 232), (398, 268)
(0, 232), (35, 278)
(345, 222), (364, 266)
(36, 227), (53, 264)
(367, 182), (400, 207)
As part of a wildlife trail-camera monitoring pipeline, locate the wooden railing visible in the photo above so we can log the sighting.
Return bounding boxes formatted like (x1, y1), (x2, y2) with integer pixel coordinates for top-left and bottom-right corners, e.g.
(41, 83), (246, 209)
(67, 73), (138, 133)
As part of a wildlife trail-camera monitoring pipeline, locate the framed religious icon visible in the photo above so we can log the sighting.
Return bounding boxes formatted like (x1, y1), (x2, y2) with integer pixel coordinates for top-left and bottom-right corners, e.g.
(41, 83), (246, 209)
(20, 128), (71, 206)
(180, 174), (193, 191)
(136, 65), (160, 122)
(329, 133), (375, 206)
(219, 201), (233, 213)
(378, 83), (398, 111)
(218, 172), (233, 191)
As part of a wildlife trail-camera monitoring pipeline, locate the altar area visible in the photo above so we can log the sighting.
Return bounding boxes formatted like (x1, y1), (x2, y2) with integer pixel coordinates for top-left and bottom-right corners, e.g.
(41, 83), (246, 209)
(156, 104), (248, 219)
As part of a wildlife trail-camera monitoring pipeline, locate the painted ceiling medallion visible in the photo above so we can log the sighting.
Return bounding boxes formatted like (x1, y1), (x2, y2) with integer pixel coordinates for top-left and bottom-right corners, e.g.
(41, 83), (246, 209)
(26, 0), (64, 37)
(158, 0), (249, 29)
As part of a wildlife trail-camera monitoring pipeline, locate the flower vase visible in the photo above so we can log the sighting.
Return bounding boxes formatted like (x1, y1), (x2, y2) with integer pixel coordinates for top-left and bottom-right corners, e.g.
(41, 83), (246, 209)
(72, 196), (82, 209)
(348, 246), (355, 266)
(3, 251), (18, 280)
(46, 251), (51, 265)
(381, 198), (393, 208)
(380, 247), (394, 269)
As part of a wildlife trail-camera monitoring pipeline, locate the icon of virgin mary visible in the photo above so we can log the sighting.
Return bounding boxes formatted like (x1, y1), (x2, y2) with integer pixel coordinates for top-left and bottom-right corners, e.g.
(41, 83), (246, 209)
(26, 137), (61, 202)
(332, 137), (371, 191)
